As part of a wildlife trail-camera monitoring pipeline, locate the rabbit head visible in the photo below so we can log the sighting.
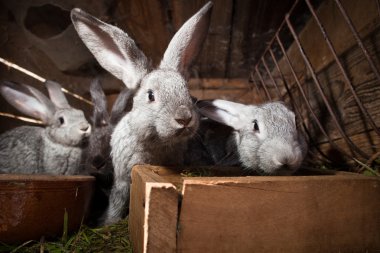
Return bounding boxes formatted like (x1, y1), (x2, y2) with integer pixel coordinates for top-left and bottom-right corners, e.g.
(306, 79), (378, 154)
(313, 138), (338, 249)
(198, 99), (308, 175)
(0, 80), (91, 147)
(130, 69), (199, 143)
(70, 2), (213, 145)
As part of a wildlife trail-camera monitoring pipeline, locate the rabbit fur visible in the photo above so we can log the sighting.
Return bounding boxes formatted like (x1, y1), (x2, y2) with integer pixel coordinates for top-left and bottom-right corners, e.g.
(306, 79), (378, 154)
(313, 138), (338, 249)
(0, 80), (91, 175)
(71, 1), (212, 224)
(85, 78), (132, 180)
(186, 99), (308, 175)
(84, 78), (133, 225)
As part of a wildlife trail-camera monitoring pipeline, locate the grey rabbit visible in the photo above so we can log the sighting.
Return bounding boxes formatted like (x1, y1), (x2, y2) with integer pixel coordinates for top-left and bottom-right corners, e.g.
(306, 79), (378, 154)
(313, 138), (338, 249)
(186, 99), (308, 175)
(71, 2), (213, 224)
(85, 78), (133, 225)
(0, 80), (91, 175)
(85, 77), (132, 179)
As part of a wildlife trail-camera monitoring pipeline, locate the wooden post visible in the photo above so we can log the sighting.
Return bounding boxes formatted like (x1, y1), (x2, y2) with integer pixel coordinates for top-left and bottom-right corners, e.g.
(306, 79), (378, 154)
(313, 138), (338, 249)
(129, 165), (179, 253)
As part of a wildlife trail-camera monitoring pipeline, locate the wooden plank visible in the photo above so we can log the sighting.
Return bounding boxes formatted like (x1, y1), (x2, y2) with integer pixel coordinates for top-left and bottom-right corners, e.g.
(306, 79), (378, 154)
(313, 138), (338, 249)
(228, 0), (294, 78)
(171, 0), (233, 77)
(188, 78), (259, 104)
(144, 183), (178, 253)
(129, 165), (179, 253)
(270, 0), (380, 90)
(115, 0), (171, 65)
(188, 78), (250, 89)
(177, 175), (380, 253)
(287, 30), (380, 162)
(225, 0), (252, 78)
(129, 166), (153, 253)
(285, 32), (380, 139)
(312, 129), (380, 166)
(268, 0), (380, 111)
(190, 88), (255, 104)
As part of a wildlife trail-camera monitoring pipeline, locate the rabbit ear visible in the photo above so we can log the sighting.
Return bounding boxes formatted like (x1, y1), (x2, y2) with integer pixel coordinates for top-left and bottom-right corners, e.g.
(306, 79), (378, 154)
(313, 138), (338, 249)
(0, 81), (55, 124)
(71, 8), (149, 90)
(90, 78), (109, 127)
(45, 80), (70, 109)
(160, 2), (213, 79)
(110, 88), (134, 125)
(210, 99), (248, 115)
(197, 100), (247, 130)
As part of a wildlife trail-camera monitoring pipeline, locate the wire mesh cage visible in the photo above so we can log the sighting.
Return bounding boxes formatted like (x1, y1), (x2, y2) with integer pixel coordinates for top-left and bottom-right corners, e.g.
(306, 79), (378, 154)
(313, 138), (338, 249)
(250, 0), (380, 170)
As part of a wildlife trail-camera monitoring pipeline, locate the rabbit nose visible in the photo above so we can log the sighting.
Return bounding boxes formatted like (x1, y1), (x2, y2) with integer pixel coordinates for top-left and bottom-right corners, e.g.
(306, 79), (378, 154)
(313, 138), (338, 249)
(176, 116), (192, 126)
(81, 125), (89, 131)
(175, 106), (192, 127)
(80, 124), (91, 134)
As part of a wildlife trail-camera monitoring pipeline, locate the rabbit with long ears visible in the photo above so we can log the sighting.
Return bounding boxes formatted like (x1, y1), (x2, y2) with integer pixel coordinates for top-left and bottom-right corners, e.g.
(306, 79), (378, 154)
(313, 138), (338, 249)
(85, 78), (133, 225)
(71, 2), (212, 224)
(188, 99), (308, 175)
(0, 80), (91, 175)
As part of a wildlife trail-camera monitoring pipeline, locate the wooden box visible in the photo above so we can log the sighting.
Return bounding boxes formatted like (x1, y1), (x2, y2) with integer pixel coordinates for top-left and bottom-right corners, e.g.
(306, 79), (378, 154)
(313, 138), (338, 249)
(129, 165), (380, 253)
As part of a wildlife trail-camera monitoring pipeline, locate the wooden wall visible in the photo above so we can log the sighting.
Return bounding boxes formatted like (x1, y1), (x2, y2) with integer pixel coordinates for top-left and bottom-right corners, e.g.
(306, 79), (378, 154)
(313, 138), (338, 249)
(114, 0), (295, 78)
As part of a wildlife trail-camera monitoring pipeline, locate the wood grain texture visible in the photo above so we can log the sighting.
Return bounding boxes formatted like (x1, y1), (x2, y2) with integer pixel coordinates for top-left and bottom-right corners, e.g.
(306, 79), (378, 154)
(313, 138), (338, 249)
(128, 166), (380, 252)
(144, 183), (178, 253)
(312, 129), (380, 165)
(228, 0), (295, 78)
(177, 175), (380, 253)
(171, 0), (233, 78)
(189, 78), (257, 103)
(0, 174), (94, 244)
(129, 165), (179, 253)
(254, 0), (380, 164)
(115, 0), (171, 66)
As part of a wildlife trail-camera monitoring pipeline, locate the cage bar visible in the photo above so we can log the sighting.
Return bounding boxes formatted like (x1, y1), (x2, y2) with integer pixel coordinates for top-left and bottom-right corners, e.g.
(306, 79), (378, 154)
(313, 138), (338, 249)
(268, 48), (309, 134)
(305, 0), (380, 137)
(254, 66), (272, 101)
(251, 0), (380, 164)
(249, 74), (264, 103)
(261, 56), (282, 99)
(275, 34), (353, 159)
(334, 0), (380, 85)
(285, 15), (369, 159)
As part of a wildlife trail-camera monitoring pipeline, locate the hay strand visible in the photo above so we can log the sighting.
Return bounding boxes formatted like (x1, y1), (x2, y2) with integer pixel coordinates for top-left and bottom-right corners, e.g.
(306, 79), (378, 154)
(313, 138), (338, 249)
(0, 112), (43, 125)
(0, 57), (93, 105)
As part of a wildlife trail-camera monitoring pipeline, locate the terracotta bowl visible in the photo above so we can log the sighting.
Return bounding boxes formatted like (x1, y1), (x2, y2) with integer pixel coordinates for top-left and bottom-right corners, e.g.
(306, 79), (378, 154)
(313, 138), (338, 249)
(0, 174), (95, 244)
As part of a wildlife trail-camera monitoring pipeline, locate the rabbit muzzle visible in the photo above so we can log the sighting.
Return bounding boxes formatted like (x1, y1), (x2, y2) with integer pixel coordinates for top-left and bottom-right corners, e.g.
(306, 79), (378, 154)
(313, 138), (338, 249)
(175, 105), (193, 127)
(269, 144), (303, 174)
(79, 123), (92, 137)
(172, 105), (199, 138)
(253, 137), (304, 175)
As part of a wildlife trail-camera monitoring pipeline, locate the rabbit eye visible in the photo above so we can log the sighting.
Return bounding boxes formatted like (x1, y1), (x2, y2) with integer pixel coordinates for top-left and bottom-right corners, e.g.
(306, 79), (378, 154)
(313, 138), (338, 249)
(59, 117), (65, 125)
(147, 90), (155, 102)
(253, 120), (259, 132)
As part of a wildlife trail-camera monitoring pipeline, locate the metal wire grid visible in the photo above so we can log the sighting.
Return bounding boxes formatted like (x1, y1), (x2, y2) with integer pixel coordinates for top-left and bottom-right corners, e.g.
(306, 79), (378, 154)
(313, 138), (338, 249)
(250, 0), (380, 166)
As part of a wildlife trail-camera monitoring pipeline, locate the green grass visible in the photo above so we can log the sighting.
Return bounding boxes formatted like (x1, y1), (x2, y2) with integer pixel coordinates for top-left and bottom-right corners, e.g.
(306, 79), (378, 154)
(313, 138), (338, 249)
(354, 158), (380, 176)
(0, 218), (132, 253)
